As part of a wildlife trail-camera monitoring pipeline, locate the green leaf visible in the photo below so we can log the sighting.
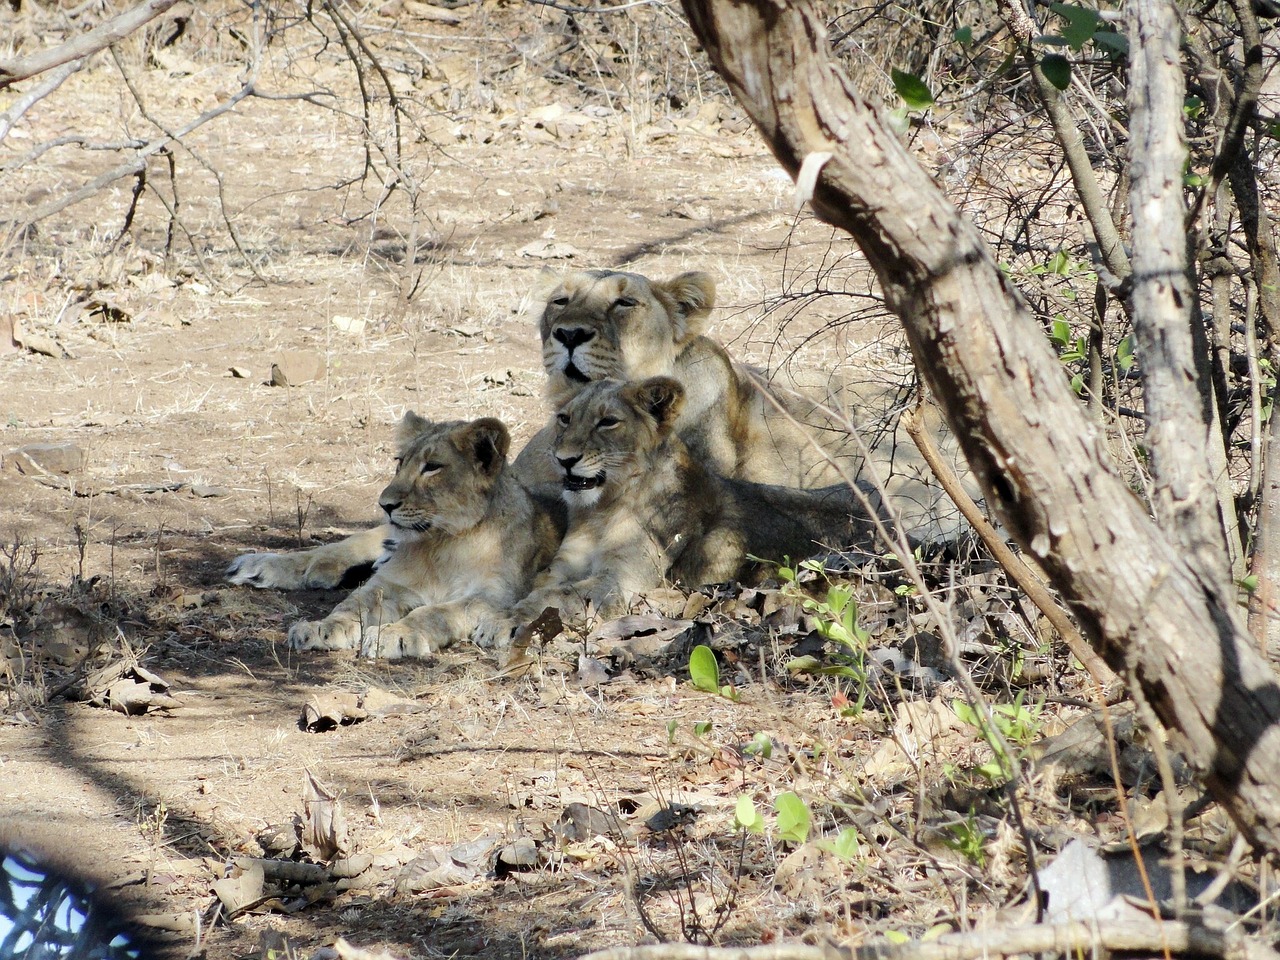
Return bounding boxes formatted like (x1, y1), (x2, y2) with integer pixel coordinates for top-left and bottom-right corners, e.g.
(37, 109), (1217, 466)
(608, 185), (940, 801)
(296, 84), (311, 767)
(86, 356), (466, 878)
(922, 923), (951, 942)
(952, 699), (979, 727)
(891, 68), (935, 110)
(884, 932), (910, 945)
(1040, 54), (1072, 90)
(785, 655), (824, 674)
(1047, 248), (1071, 276)
(1239, 574), (1260, 593)
(745, 732), (773, 759)
(735, 795), (765, 833)
(688, 644), (720, 694)
(953, 26), (973, 45)
(667, 719), (678, 743)
(1116, 335), (1135, 371)
(1050, 316), (1072, 347)
(774, 792), (812, 843)
(1091, 29), (1129, 58)
(694, 720), (713, 736)
(1183, 95), (1204, 119)
(829, 827), (861, 860)
(1049, 3), (1100, 50)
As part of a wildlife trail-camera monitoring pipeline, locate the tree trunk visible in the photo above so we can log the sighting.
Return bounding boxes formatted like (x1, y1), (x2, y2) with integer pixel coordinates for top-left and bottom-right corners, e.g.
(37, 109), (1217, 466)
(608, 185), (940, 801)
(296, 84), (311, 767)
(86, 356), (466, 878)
(1127, 0), (1234, 589)
(678, 0), (1280, 851)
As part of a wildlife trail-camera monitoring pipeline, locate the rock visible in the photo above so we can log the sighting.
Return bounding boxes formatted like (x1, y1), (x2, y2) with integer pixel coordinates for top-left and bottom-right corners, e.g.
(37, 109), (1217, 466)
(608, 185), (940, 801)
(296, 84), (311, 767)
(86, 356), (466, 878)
(269, 351), (324, 386)
(6, 443), (87, 475)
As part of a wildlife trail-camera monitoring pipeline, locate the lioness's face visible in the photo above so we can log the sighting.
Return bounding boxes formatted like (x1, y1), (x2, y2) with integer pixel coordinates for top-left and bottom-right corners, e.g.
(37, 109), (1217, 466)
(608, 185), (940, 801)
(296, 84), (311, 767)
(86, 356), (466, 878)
(551, 377), (685, 509)
(539, 270), (716, 406)
(378, 414), (510, 537)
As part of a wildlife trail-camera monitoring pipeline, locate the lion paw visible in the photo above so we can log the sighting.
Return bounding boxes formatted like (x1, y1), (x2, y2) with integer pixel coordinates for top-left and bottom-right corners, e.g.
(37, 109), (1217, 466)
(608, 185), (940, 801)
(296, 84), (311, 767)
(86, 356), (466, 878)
(472, 617), (516, 651)
(358, 624), (448, 661)
(288, 618), (360, 651)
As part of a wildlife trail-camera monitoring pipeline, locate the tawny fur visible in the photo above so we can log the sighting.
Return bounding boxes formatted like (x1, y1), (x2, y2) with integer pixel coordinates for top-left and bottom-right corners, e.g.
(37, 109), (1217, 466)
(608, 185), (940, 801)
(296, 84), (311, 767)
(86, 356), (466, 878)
(513, 377), (878, 626)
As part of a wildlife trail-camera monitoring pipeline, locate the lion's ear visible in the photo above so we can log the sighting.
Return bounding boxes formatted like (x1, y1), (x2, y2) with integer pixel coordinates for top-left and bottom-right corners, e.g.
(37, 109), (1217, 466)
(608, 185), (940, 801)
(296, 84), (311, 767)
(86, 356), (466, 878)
(657, 272), (716, 343)
(395, 411), (433, 447)
(624, 377), (686, 434)
(454, 417), (511, 476)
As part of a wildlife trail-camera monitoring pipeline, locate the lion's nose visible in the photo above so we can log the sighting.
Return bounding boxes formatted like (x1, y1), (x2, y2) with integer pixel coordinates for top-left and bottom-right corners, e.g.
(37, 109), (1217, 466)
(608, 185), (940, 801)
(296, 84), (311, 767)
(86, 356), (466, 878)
(380, 500), (401, 518)
(553, 327), (595, 349)
(556, 454), (582, 470)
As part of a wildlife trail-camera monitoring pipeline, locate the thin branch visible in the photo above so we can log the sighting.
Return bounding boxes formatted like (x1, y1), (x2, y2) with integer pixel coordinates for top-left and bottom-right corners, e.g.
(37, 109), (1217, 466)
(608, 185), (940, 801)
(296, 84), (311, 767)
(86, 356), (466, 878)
(901, 405), (1118, 693)
(0, 58), (84, 144)
(578, 919), (1280, 960)
(0, 0), (180, 89)
(993, 0), (1132, 300)
(19, 83), (255, 229)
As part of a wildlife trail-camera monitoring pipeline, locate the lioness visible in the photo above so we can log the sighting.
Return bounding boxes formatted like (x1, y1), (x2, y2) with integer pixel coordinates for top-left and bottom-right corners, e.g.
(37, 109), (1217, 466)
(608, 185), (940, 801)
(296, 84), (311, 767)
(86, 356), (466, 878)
(282, 413), (562, 658)
(226, 268), (963, 593)
(512, 377), (879, 625)
(512, 268), (859, 490)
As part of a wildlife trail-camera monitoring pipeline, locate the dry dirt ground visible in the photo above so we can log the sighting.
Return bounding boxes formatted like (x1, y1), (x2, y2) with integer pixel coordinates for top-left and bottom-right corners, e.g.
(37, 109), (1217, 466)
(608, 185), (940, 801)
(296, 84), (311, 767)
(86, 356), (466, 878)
(0, 6), (1242, 960)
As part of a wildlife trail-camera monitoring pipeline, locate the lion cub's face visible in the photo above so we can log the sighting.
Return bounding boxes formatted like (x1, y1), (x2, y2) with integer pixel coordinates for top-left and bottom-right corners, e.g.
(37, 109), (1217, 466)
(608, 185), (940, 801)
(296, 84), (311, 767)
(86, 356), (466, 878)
(551, 377), (686, 509)
(539, 270), (716, 406)
(378, 414), (510, 538)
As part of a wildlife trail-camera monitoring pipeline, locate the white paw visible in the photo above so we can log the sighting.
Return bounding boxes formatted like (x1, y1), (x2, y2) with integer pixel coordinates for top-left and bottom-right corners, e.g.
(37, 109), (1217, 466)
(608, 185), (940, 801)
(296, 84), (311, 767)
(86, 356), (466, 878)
(288, 619), (359, 651)
(226, 552), (303, 589)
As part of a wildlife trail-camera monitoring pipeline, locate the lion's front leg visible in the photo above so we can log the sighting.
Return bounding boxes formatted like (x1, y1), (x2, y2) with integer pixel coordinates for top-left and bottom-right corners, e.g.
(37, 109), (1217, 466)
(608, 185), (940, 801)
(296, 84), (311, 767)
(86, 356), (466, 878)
(359, 600), (485, 660)
(227, 526), (392, 590)
(288, 614), (364, 652)
(288, 582), (416, 653)
(513, 573), (630, 628)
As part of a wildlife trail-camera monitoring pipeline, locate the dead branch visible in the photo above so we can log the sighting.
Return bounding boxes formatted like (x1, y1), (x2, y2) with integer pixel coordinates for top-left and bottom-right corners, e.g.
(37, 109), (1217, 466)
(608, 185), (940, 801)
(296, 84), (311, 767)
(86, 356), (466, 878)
(577, 919), (1280, 960)
(901, 405), (1118, 692)
(0, 58), (83, 144)
(0, 0), (181, 89)
(993, 0), (1131, 298)
(18, 82), (255, 230)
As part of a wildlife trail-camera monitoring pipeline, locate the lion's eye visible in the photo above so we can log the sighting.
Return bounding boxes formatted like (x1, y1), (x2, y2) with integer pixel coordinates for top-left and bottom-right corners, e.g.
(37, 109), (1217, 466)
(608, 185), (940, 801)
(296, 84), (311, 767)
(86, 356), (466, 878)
(394, 457), (404, 470)
(598, 416), (621, 429)
(615, 296), (638, 308)
(556, 412), (571, 426)
(551, 296), (570, 306)
(420, 462), (443, 476)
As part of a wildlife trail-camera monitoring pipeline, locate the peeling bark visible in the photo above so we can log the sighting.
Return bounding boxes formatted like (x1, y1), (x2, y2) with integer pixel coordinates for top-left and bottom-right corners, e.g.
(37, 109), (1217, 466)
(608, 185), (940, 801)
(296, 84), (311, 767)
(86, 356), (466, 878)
(679, 0), (1280, 850)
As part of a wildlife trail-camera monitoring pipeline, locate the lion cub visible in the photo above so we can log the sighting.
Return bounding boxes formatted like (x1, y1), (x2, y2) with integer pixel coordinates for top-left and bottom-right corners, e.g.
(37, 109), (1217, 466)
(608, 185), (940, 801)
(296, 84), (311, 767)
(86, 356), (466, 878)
(512, 377), (879, 626)
(285, 414), (562, 659)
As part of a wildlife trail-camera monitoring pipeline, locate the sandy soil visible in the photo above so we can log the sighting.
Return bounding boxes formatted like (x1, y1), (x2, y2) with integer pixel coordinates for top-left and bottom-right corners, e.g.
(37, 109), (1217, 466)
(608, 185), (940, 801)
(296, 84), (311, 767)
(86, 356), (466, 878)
(0, 5), (1195, 959)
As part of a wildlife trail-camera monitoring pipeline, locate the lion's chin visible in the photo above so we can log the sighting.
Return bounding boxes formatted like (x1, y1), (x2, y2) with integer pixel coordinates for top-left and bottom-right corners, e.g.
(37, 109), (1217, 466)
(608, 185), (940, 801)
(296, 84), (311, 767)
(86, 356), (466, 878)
(562, 360), (592, 384)
(562, 472), (606, 508)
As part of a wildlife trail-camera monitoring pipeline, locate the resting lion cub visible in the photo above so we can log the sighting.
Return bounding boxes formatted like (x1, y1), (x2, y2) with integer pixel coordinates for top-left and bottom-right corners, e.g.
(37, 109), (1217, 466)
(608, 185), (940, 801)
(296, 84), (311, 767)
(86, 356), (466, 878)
(285, 414), (562, 658)
(512, 377), (879, 626)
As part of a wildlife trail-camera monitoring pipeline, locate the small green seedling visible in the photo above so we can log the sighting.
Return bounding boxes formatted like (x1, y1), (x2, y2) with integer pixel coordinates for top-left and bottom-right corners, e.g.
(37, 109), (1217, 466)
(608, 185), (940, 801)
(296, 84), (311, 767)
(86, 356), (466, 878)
(688, 644), (739, 700)
(774, 792), (812, 844)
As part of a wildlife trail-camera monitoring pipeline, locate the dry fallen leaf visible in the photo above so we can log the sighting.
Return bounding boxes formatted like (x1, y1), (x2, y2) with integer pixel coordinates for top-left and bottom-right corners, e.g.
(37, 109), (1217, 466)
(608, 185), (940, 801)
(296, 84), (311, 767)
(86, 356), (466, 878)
(301, 769), (349, 861)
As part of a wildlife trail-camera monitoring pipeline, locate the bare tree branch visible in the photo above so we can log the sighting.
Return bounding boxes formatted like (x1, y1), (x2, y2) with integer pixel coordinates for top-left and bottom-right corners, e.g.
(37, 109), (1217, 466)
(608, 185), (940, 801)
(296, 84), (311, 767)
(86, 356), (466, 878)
(0, 58), (83, 144)
(578, 919), (1280, 960)
(1127, 0), (1233, 588)
(0, 0), (180, 89)
(18, 83), (256, 230)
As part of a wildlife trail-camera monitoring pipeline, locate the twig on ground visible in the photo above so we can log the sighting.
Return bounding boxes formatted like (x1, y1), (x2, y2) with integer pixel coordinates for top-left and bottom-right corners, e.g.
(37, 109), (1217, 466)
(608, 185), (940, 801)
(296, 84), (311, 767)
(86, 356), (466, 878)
(577, 919), (1280, 960)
